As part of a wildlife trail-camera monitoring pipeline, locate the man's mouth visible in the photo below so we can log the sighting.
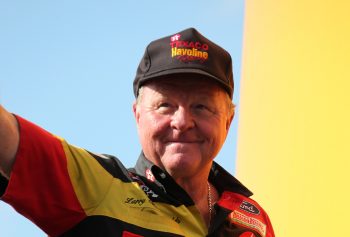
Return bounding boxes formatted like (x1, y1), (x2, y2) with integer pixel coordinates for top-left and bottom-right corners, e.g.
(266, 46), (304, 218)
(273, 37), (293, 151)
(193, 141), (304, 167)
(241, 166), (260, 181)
(165, 139), (203, 144)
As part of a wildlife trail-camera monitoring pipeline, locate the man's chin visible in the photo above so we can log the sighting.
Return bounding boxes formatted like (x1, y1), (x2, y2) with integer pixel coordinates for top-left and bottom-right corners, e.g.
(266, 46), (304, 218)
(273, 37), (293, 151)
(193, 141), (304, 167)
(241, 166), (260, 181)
(161, 154), (201, 175)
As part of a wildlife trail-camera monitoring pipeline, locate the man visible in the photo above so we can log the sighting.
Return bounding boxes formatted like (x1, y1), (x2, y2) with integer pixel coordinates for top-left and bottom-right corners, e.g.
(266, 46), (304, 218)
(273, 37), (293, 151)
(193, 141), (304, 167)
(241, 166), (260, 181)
(0, 28), (274, 237)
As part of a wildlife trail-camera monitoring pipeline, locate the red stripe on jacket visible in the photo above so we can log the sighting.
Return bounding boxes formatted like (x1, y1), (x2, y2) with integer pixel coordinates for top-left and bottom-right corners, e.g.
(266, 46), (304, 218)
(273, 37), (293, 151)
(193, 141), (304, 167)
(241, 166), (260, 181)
(2, 116), (86, 236)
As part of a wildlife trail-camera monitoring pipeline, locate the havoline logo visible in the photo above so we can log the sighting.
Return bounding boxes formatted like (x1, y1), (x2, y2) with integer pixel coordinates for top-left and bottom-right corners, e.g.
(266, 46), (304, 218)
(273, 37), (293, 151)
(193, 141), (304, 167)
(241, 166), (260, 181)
(240, 200), (260, 215)
(169, 33), (209, 63)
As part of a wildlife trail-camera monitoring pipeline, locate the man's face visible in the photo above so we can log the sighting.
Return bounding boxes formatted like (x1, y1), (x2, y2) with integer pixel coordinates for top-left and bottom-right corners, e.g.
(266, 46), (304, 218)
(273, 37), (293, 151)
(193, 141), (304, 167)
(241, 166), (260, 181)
(133, 76), (233, 179)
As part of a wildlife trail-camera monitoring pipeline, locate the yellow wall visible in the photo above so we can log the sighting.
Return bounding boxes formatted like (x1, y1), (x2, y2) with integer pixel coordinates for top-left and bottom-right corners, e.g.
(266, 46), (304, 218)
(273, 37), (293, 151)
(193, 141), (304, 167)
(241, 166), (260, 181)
(237, 1), (350, 236)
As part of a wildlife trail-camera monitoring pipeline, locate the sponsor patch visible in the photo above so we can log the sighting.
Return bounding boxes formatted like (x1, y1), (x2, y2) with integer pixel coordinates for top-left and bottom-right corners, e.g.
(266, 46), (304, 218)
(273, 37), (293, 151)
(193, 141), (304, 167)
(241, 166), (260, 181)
(240, 200), (260, 215)
(169, 33), (209, 63)
(129, 172), (159, 198)
(230, 210), (266, 237)
(140, 184), (158, 198)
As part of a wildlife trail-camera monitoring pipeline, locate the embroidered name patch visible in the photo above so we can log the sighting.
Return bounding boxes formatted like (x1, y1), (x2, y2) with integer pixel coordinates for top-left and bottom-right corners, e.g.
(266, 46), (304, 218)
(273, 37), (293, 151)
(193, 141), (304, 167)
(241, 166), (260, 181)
(230, 210), (266, 237)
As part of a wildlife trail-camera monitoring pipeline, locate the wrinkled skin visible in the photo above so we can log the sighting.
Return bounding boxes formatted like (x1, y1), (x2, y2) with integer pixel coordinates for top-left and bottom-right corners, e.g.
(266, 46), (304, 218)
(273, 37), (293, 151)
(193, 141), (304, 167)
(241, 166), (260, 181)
(133, 76), (233, 182)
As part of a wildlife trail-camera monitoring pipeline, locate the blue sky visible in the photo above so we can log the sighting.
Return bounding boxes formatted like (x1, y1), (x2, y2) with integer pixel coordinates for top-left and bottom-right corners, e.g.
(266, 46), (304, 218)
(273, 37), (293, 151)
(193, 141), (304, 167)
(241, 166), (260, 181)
(0, 1), (245, 236)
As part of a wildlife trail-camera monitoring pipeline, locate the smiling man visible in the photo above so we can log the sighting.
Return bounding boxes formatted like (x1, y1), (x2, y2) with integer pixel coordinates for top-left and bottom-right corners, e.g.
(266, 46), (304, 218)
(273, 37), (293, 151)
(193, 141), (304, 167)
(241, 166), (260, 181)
(0, 28), (274, 237)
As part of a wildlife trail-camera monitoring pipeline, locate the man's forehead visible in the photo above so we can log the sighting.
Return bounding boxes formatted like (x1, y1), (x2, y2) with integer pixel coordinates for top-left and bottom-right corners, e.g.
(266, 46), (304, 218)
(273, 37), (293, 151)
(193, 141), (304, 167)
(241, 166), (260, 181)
(143, 75), (226, 94)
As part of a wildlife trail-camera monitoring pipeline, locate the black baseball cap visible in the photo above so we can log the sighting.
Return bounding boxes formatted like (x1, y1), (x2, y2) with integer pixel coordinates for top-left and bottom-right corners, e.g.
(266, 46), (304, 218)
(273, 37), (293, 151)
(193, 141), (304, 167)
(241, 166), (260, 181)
(133, 28), (234, 98)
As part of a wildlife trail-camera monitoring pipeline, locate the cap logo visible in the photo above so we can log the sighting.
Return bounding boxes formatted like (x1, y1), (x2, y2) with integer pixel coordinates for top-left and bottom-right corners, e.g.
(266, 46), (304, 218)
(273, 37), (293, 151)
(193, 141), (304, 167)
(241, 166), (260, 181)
(171, 34), (181, 41)
(169, 33), (209, 63)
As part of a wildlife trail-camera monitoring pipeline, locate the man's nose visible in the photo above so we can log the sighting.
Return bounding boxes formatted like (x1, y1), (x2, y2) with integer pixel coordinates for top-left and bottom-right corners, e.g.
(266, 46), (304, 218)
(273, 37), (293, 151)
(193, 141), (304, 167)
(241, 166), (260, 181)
(170, 107), (195, 131)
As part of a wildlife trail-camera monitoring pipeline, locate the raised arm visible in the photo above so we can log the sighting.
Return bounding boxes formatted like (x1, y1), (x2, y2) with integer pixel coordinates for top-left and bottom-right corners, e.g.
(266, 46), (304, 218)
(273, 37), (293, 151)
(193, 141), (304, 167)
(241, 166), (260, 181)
(0, 105), (19, 179)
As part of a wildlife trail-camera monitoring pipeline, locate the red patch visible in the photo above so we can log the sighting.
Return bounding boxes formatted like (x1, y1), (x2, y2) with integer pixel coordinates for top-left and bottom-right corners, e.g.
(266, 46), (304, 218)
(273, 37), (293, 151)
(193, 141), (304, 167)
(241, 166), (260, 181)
(230, 211), (266, 237)
(122, 231), (144, 237)
(240, 231), (256, 237)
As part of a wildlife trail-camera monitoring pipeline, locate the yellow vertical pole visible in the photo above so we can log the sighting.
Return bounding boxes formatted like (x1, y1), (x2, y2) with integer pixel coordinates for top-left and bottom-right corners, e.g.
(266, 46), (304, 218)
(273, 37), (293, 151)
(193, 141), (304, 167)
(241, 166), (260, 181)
(237, 1), (350, 236)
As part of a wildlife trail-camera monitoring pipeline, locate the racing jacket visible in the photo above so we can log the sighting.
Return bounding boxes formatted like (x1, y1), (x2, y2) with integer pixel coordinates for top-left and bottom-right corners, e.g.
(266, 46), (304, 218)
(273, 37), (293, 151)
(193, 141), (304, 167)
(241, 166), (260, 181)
(0, 116), (275, 237)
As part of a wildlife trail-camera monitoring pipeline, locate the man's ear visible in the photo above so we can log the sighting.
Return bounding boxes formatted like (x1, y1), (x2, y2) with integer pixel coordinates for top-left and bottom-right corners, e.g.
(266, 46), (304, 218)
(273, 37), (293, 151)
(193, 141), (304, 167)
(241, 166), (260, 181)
(226, 111), (234, 132)
(132, 101), (140, 124)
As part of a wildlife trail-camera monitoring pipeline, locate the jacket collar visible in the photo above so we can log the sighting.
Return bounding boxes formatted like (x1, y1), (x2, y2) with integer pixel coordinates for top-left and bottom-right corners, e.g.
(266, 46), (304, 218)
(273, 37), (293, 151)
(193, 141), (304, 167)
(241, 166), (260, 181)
(133, 152), (253, 199)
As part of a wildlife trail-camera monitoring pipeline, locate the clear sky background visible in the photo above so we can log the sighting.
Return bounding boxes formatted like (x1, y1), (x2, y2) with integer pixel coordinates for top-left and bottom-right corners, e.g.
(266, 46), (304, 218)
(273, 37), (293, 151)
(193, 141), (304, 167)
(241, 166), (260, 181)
(0, 1), (245, 236)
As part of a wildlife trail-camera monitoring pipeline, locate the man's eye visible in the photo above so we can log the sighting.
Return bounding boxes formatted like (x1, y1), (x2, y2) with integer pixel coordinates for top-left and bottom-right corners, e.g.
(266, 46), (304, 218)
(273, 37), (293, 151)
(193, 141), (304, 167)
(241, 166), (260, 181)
(195, 104), (207, 110)
(157, 103), (173, 113)
(159, 103), (171, 108)
(193, 104), (215, 116)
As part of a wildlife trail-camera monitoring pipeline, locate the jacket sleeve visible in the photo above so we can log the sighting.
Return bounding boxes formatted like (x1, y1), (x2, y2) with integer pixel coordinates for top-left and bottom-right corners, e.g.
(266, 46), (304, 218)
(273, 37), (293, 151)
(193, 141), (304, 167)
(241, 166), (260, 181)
(0, 116), (114, 236)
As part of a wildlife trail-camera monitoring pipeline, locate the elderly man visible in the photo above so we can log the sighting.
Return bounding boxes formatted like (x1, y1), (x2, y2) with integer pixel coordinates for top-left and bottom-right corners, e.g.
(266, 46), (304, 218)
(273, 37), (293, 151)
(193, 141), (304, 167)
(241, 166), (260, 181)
(0, 28), (274, 237)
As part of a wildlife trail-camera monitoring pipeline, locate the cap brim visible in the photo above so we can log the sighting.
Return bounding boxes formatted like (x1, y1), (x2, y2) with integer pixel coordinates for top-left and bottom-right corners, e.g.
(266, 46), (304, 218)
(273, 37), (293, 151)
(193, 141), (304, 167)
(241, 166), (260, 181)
(137, 68), (233, 98)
